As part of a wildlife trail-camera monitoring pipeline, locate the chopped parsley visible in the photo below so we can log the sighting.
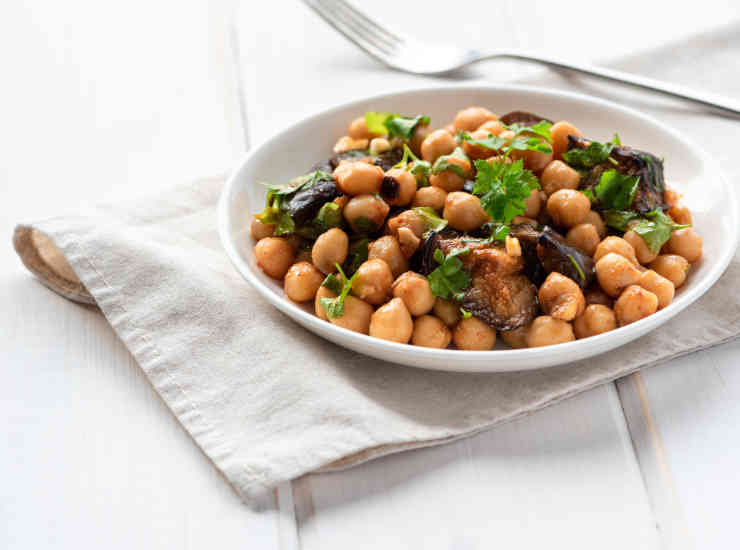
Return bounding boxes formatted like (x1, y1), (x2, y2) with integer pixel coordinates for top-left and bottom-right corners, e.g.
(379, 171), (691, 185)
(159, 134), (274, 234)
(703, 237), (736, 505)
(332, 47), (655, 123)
(319, 264), (358, 319)
(412, 206), (448, 234)
(594, 169), (640, 210)
(472, 158), (540, 228)
(431, 146), (469, 179)
(343, 238), (369, 277)
(313, 202), (342, 232)
(428, 248), (472, 300)
(561, 140), (616, 168)
(394, 144), (431, 185)
(459, 120), (553, 156)
(604, 209), (690, 254)
(254, 192), (294, 235)
(364, 112), (430, 141)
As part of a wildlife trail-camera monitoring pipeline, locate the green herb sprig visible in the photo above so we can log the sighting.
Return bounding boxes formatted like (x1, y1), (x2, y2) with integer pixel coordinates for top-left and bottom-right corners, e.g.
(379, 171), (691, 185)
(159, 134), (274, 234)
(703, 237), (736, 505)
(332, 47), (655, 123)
(428, 248), (472, 300)
(364, 112), (430, 141)
(604, 209), (690, 253)
(459, 120), (553, 156)
(319, 264), (358, 319)
(472, 158), (540, 230)
(394, 144), (431, 185)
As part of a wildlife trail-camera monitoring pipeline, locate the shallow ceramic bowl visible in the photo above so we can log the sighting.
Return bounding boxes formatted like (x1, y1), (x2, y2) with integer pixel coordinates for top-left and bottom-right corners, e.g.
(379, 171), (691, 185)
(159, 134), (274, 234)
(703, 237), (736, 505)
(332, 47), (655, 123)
(218, 85), (738, 372)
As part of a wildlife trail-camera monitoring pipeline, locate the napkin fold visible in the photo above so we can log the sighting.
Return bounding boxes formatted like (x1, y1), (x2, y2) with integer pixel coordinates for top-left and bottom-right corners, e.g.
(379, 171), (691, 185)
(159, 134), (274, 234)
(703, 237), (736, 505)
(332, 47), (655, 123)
(13, 172), (740, 503)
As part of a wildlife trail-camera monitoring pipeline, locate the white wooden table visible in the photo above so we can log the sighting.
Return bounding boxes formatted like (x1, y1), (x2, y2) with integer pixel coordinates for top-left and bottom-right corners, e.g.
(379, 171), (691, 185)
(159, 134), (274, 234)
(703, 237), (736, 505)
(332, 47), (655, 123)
(3, 1), (740, 548)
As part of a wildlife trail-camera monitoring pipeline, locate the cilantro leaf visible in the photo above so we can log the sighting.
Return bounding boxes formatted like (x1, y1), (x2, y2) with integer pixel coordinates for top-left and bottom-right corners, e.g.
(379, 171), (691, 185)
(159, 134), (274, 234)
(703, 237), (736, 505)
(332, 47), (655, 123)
(431, 146), (469, 179)
(319, 264), (358, 319)
(363, 112), (430, 140)
(594, 169), (640, 210)
(428, 248), (472, 300)
(631, 210), (690, 253)
(472, 158), (540, 226)
(413, 206), (448, 234)
(561, 140), (615, 168)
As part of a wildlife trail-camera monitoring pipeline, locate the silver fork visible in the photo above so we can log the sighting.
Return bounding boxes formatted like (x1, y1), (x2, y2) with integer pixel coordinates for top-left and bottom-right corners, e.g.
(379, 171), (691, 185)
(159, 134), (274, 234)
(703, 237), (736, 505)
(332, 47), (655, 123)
(302, 0), (740, 117)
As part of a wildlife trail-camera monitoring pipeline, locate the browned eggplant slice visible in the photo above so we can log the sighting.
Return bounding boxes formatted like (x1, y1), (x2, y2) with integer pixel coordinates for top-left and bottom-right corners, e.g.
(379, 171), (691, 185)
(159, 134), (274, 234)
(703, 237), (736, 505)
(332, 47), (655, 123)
(499, 111), (553, 127)
(285, 175), (340, 225)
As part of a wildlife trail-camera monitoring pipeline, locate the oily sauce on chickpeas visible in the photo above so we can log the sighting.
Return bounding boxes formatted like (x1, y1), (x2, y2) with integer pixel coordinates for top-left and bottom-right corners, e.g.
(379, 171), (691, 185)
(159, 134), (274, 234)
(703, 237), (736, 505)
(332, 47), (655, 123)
(250, 106), (703, 349)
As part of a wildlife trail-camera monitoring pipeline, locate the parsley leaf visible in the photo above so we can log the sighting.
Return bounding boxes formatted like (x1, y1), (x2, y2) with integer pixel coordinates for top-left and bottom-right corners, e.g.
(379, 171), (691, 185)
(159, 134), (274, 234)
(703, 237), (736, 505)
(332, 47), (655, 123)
(611, 133), (622, 146)
(313, 202), (342, 232)
(631, 210), (690, 253)
(255, 193), (294, 235)
(603, 210), (642, 231)
(580, 188), (596, 203)
(432, 146), (470, 179)
(393, 144), (431, 185)
(364, 112), (391, 136)
(266, 170), (332, 196)
(472, 158), (540, 226)
(561, 140), (616, 168)
(319, 264), (358, 319)
(412, 206), (448, 234)
(594, 169), (640, 210)
(428, 248), (472, 300)
(502, 120), (553, 143)
(460, 120), (553, 156)
(363, 112), (430, 140)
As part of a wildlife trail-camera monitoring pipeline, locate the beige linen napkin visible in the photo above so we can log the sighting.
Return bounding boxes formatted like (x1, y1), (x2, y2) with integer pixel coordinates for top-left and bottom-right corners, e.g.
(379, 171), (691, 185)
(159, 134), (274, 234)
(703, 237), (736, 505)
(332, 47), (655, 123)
(13, 32), (740, 504)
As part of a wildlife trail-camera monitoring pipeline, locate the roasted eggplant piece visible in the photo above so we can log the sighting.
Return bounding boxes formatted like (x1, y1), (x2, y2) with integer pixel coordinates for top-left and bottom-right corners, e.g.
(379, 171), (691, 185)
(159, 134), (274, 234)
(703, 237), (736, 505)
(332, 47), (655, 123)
(508, 223), (546, 286)
(567, 135), (667, 213)
(285, 175), (340, 226)
(537, 226), (594, 289)
(373, 147), (404, 171)
(499, 111), (553, 127)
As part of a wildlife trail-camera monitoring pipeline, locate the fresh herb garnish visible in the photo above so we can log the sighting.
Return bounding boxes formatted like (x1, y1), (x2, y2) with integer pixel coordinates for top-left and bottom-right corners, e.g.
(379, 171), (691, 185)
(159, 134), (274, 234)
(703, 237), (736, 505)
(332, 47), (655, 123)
(319, 264), (358, 319)
(255, 192), (295, 235)
(412, 207), (448, 234)
(580, 188), (596, 203)
(264, 170), (332, 196)
(394, 144), (431, 185)
(472, 158), (540, 228)
(313, 202), (342, 232)
(460, 308), (472, 319)
(604, 209), (690, 254)
(492, 223), (510, 241)
(364, 112), (430, 141)
(352, 216), (378, 234)
(459, 120), (553, 156)
(567, 254), (586, 282)
(343, 238), (369, 276)
(611, 134), (622, 146)
(561, 140), (616, 168)
(431, 146), (470, 179)
(603, 210), (642, 231)
(594, 169), (640, 210)
(428, 248), (472, 300)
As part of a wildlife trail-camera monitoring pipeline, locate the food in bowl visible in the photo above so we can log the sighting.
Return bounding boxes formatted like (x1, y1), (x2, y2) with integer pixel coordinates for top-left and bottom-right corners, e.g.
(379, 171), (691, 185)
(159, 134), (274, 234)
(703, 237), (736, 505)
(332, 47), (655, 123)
(249, 107), (702, 350)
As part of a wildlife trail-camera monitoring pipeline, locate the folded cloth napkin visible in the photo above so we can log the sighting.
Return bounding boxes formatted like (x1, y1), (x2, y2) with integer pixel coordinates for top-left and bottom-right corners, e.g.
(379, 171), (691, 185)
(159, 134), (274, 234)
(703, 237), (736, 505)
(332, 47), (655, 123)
(13, 31), (740, 504)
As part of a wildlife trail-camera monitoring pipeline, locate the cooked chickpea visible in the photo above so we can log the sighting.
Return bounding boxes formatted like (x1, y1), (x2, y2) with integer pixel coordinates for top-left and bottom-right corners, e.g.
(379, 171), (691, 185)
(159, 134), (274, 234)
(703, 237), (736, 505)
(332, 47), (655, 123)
(649, 254), (690, 289)
(523, 188), (542, 218)
(614, 285), (658, 326)
(330, 296), (374, 334)
(585, 287), (613, 307)
(352, 259), (393, 305)
(434, 298), (461, 327)
(409, 122), (432, 156)
(582, 210), (606, 238)
(666, 227), (703, 263)
(334, 161), (384, 196)
(420, 129), (456, 162)
(453, 107), (497, 132)
(443, 191), (490, 231)
(512, 143), (552, 173)
(392, 271), (435, 316)
(623, 230), (657, 264)
(546, 189), (591, 228)
(595, 252), (643, 297)
(566, 223), (600, 256)
(381, 168), (417, 206)
(550, 121), (583, 160)
(664, 187), (681, 207)
(412, 315), (452, 348)
(250, 218), (274, 240)
(500, 325), (530, 348)
(284, 261), (324, 302)
(637, 269), (674, 309)
(333, 136), (368, 154)
(369, 137), (391, 156)
(369, 298), (414, 343)
(429, 171), (465, 192)
(412, 186), (447, 211)
(368, 235), (408, 278)
(348, 116), (380, 139)
(526, 316), (575, 347)
(387, 209), (425, 239)
(668, 203), (692, 225)
(573, 305), (617, 338)
(254, 237), (295, 279)
(453, 317), (496, 350)
(538, 272), (586, 321)
(343, 194), (390, 233)
(462, 128), (497, 160)
(540, 160), (581, 196)
(312, 227), (349, 274)
(594, 236), (639, 266)
(478, 119), (505, 134)
(315, 285), (335, 321)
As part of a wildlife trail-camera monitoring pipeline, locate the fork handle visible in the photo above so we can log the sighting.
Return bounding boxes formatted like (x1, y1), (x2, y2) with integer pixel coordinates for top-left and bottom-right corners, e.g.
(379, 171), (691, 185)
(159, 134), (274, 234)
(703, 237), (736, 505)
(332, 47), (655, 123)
(496, 51), (740, 117)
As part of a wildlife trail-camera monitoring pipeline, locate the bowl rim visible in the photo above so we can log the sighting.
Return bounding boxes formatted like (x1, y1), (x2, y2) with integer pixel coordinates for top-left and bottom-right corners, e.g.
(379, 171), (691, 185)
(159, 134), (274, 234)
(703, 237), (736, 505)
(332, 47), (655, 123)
(218, 83), (739, 370)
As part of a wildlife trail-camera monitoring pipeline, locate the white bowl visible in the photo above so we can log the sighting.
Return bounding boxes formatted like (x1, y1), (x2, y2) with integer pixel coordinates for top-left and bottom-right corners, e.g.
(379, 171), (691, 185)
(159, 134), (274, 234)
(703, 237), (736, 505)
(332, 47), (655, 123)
(218, 85), (738, 373)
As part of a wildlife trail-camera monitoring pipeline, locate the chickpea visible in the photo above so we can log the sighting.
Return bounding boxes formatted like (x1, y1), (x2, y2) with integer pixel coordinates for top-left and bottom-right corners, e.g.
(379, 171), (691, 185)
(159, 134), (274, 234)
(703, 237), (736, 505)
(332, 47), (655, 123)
(343, 194), (390, 233)
(381, 168), (417, 206)
(312, 227), (349, 274)
(254, 237), (295, 279)
(409, 122), (432, 156)
(538, 272), (586, 321)
(582, 210), (606, 238)
(453, 317), (497, 350)
(523, 188), (542, 218)
(666, 227), (703, 263)
(397, 227), (421, 258)
(549, 121), (583, 160)
(250, 218), (274, 240)
(637, 269), (675, 309)
(333, 136), (369, 154)
(512, 143), (552, 173)
(540, 160), (581, 196)
(330, 296), (374, 334)
(500, 325), (530, 348)
(420, 129), (456, 162)
(453, 107), (497, 132)
(334, 161), (384, 196)
(369, 236), (408, 278)
(315, 285), (334, 321)
(623, 230), (657, 264)
(594, 236), (639, 266)
(369, 298), (414, 343)
(649, 254), (690, 289)
(412, 315), (452, 348)
(434, 298), (461, 327)
(573, 305), (617, 339)
(614, 285), (658, 326)
(478, 119), (505, 134)
(352, 259), (393, 305)
(369, 137), (391, 156)
(664, 187), (681, 207)
(392, 271), (435, 316)
(348, 116), (381, 139)
(462, 128), (497, 160)
(429, 171), (465, 192)
(585, 287), (613, 308)
(668, 203), (692, 225)
(412, 186), (448, 211)
(546, 189), (591, 228)
(284, 261), (324, 302)
(387, 209), (425, 239)
(595, 252), (643, 297)
(526, 316), (575, 347)
(566, 223), (600, 256)
(443, 191), (490, 232)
